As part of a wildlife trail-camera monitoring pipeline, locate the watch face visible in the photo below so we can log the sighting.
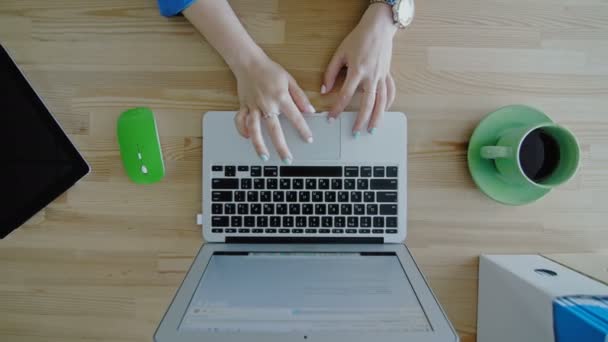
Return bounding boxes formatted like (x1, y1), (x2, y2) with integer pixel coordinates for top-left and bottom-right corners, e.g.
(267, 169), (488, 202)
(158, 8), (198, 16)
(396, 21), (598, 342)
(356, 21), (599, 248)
(396, 0), (414, 27)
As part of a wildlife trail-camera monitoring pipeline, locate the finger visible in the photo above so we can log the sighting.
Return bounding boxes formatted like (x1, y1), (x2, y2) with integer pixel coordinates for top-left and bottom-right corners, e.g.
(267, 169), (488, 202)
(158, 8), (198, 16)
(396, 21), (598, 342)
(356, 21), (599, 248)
(351, 81), (376, 136)
(264, 113), (293, 164)
(288, 77), (316, 114)
(386, 74), (396, 110)
(234, 107), (249, 138)
(246, 109), (270, 161)
(329, 68), (361, 119)
(368, 80), (387, 134)
(281, 98), (314, 143)
(322, 51), (345, 94)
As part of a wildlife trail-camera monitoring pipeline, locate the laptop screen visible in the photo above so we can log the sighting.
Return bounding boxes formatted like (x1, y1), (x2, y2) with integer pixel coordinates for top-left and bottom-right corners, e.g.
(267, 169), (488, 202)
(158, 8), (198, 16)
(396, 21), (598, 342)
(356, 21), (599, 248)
(179, 252), (432, 333)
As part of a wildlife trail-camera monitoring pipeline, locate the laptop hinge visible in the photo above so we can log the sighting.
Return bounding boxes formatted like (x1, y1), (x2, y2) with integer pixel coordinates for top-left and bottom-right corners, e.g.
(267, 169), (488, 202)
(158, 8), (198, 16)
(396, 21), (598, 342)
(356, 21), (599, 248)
(225, 237), (384, 244)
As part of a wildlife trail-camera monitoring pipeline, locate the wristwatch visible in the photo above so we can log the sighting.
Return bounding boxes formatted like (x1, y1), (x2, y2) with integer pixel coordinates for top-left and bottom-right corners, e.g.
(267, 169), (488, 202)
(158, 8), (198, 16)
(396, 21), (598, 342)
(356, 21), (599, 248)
(369, 0), (415, 29)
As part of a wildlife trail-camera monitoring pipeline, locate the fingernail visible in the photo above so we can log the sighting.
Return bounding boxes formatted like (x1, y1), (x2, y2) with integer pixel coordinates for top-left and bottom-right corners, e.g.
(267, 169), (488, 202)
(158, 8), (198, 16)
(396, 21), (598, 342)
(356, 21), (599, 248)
(321, 85), (327, 94)
(327, 117), (335, 124)
(353, 131), (360, 139)
(368, 127), (376, 135)
(307, 104), (316, 114)
(307, 136), (314, 144)
(259, 154), (269, 162)
(282, 157), (293, 165)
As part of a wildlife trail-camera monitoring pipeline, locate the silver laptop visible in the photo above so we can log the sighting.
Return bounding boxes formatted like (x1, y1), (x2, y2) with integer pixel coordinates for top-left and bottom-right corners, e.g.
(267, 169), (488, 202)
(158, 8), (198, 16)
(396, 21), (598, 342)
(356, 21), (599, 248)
(155, 112), (458, 342)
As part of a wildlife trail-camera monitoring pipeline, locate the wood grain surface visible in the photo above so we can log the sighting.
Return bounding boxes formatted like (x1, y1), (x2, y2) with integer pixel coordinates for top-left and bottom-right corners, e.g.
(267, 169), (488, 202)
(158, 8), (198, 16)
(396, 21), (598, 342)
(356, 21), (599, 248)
(2, 0), (608, 341)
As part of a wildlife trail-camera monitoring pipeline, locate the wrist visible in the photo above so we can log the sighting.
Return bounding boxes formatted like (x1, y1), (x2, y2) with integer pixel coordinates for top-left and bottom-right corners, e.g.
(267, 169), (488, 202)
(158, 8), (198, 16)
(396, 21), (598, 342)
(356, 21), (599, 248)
(225, 43), (268, 76)
(362, 3), (398, 36)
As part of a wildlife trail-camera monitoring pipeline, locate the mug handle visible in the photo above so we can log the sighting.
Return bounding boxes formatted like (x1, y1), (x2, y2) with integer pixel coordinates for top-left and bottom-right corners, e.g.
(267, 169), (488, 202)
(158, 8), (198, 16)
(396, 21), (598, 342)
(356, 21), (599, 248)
(481, 146), (511, 159)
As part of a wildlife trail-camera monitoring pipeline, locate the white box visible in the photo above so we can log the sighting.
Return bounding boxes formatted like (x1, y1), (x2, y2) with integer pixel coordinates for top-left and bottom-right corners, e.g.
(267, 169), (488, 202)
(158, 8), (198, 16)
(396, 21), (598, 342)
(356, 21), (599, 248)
(477, 255), (608, 342)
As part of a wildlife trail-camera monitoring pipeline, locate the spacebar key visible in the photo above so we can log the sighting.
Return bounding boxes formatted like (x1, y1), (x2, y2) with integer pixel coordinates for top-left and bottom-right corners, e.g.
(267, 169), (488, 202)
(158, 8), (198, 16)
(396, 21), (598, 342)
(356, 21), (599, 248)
(280, 166), (342, 177)
(377, 192), (398, 202)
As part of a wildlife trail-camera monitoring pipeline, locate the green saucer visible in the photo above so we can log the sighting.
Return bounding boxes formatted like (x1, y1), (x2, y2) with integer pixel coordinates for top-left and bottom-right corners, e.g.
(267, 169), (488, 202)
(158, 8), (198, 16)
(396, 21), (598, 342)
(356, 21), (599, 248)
(467, 105), (553, 205)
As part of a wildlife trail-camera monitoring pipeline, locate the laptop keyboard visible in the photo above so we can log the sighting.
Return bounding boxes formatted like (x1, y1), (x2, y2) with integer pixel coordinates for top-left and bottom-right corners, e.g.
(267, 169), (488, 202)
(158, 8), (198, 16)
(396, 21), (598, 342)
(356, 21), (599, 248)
(210, 165), (399, 235)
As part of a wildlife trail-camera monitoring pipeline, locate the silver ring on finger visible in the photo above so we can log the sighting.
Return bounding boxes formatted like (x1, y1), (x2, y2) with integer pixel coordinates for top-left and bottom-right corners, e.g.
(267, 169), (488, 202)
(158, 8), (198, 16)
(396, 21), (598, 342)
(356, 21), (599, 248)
(262, 111), (281, 120)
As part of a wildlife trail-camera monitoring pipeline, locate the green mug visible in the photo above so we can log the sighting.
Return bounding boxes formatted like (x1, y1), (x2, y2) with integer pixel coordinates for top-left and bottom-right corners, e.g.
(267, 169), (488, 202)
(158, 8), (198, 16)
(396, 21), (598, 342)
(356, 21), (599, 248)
(480, 123), (580, 189)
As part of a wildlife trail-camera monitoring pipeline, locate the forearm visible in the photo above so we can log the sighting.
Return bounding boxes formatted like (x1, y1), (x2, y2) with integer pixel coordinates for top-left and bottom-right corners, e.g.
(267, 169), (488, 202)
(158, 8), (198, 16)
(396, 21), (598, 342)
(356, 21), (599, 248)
(183, 0), (265, 73)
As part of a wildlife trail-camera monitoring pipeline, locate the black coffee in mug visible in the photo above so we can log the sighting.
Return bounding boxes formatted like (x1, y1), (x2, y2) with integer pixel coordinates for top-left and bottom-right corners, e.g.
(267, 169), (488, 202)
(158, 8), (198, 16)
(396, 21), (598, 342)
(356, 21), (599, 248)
(519, 128), (561, 182)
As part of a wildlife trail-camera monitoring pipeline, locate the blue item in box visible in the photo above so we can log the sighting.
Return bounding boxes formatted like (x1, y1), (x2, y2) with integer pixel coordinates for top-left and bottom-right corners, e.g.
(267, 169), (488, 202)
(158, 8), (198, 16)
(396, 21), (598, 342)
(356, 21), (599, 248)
(554, 295), (608, 342)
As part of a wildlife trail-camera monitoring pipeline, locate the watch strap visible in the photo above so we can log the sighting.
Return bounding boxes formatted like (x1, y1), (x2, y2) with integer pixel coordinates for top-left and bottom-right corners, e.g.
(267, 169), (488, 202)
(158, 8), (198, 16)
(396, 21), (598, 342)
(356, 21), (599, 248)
(369, 0), (397, 5)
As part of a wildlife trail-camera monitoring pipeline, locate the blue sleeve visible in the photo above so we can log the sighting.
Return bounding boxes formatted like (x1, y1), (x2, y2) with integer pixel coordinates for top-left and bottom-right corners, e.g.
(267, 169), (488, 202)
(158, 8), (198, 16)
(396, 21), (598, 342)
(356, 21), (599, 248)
(157, 0), (197, 17)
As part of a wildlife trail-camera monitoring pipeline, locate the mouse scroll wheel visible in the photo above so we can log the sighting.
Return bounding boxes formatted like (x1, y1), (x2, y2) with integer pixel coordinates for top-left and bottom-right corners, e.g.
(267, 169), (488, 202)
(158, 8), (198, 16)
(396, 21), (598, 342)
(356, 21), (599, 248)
(141, 165), (148, 174)
(137, 152), (142, 160)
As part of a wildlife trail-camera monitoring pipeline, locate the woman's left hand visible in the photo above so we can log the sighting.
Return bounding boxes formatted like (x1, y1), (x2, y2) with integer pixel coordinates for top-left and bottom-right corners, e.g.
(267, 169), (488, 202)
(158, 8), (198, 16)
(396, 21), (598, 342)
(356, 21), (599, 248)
(322, 3), (398, 136)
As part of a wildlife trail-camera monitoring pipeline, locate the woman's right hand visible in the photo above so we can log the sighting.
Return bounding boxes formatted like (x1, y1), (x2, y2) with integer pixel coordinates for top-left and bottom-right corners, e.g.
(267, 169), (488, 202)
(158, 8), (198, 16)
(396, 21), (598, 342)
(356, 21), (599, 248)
(232, 54), (315, 164)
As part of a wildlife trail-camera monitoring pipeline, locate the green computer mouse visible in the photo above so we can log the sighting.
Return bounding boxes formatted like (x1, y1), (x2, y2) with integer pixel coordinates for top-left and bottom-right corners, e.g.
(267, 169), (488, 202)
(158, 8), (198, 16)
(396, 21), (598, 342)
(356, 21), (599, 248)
(117, 107), (165, 184)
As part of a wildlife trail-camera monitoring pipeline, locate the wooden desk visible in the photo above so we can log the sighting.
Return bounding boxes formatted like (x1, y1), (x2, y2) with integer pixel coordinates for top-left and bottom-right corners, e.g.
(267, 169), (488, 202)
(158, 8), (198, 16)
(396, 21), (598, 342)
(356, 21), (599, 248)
(1, 0), (607, 340)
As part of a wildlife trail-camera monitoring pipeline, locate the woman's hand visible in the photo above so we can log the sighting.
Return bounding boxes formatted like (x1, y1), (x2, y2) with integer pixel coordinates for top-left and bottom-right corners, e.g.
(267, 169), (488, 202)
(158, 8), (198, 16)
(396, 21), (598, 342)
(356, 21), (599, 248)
(232, 54), (315, 164)
(322, 3), (397, 136)
(182, 0), (314, 163)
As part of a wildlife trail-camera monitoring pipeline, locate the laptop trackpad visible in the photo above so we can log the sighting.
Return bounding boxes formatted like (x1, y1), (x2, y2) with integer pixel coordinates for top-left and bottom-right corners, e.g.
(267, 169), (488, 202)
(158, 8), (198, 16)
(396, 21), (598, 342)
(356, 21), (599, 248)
(273, 115), (341, 161)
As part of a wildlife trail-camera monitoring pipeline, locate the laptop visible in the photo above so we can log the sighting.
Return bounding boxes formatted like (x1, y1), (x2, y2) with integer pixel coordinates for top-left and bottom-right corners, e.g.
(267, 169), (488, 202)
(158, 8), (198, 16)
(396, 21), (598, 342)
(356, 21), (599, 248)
(154, 111), (458, 342)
